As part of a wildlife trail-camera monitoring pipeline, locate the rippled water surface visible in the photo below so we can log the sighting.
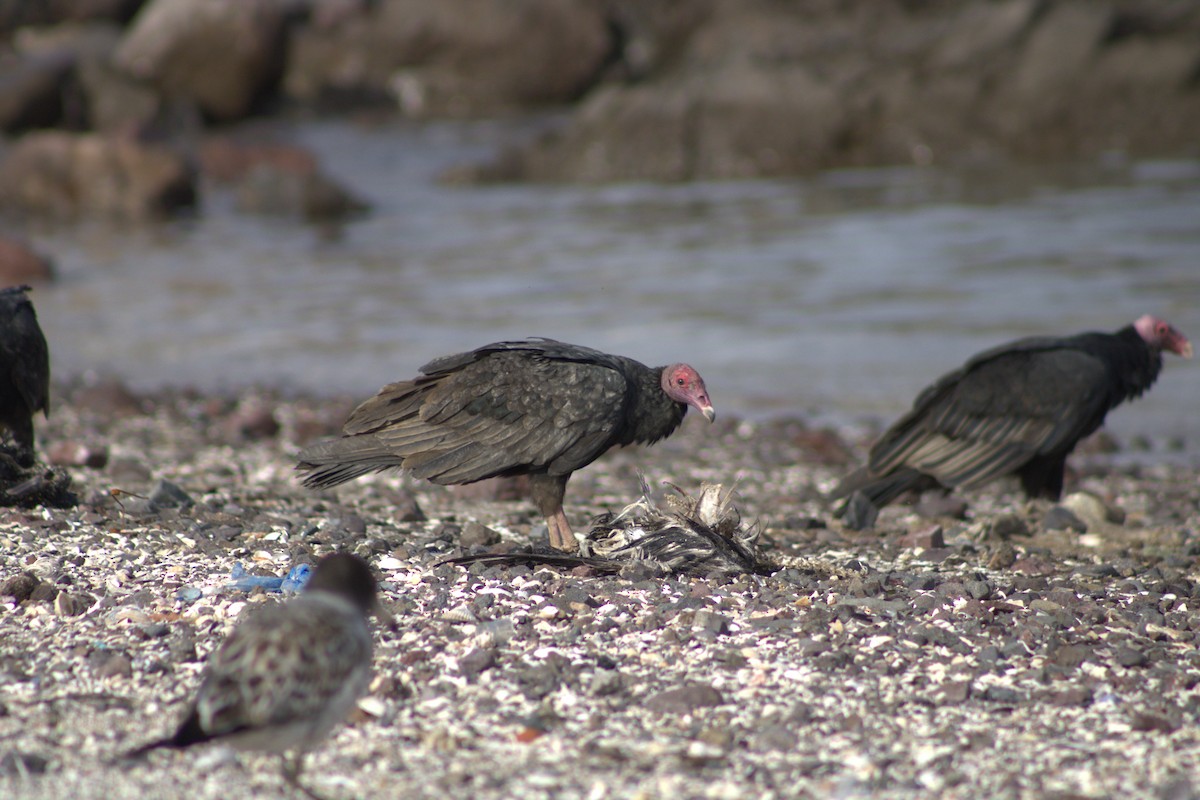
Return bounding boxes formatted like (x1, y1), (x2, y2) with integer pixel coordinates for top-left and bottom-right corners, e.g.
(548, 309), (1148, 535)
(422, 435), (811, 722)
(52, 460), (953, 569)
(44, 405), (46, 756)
(29, 118), (1200, 457)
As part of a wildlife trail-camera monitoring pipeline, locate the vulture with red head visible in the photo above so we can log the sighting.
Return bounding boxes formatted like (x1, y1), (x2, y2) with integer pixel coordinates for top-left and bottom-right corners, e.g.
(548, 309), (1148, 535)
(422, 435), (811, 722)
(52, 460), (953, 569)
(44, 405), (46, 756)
(833, 315), (1192, 529)
(298, 338), (715, 551)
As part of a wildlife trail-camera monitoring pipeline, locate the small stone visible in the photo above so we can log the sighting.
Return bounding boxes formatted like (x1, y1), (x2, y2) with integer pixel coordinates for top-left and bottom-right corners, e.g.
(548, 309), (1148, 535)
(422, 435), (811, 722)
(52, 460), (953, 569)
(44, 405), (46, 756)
(29, 582), (59, 603)
(0, 750), (48, 777)
(460, 521), (501, 548)
(45, 441), (109, 469)
(645, 683), (724, 714)
(457, 648), (496, 680)
(0, 571), (39, 601)
(1130, 711), (1178, 734)
(915, 494), (969, 520)
(982, 686), (1021, 704)
(589, 670), (623, 697)
(93, 653), (132, 679)
(938, 680), (971, 704)
(1062, 492), (1120, 530)
(986, 543), (1018, 570)
(1043, 506), (1087, 533)
(1030, 599), (1066, 615)
(1050, 644), (1092, 669)
(900, 525), (944, 549)
(377, 487), (425, 522)
(227, 404), (280, 440)
(1114, 646), (1148, 668)
(692, 609), (730, 636)
(983, 514), (1029, 539)
(54, 591), (89, 617)
(149, 479), (194, 509)
(966, 580), (993, 600)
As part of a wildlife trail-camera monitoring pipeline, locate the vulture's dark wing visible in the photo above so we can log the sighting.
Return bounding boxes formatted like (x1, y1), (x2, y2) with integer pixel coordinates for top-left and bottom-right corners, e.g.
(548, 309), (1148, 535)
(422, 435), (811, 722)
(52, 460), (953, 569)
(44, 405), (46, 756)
(341, 340), (633, 484)
(0, 289), (49, 416)
(868, 340), (1113, 489)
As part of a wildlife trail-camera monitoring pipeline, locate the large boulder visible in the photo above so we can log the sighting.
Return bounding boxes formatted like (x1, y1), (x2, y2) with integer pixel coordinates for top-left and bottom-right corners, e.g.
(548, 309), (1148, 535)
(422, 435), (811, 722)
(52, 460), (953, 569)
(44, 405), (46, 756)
(0, 131), (196, 220)
(461, 0), (1200, 182)
(0, 22), (134, 133)
(0, 0), (144, 38)
(114, 0), (287, 121)
(285, 0), (613, 116)
(0, 50), (74, 132)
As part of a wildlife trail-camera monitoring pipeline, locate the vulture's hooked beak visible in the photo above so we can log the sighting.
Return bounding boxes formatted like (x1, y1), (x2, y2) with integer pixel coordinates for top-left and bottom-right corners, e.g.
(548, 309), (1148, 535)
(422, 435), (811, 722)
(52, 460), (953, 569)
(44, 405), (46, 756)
(700, 404), (716, 423)
(1166, 324), (1192, 358)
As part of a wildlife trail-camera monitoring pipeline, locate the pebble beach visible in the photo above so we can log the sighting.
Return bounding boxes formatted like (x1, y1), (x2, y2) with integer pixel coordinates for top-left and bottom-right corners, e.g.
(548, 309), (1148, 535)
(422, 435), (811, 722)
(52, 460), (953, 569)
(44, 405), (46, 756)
(1, 381), (1199, 799)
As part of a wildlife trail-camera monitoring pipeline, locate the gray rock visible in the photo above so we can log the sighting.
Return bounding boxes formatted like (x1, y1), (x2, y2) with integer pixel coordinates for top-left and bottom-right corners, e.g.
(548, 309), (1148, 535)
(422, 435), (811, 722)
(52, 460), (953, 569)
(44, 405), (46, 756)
(645, 683), (724, 714)
(0, 50), (73, 132)
(284, 0), (611, 117)
(149, 478), (193, 509)
(457, 647), (496, 680)
(1043, 506), (1087, 533)
(0, 571), (39, 602)
(115, 0), (287, 121)
(0, 131), (195, 221)
(0, 749), (48, 777)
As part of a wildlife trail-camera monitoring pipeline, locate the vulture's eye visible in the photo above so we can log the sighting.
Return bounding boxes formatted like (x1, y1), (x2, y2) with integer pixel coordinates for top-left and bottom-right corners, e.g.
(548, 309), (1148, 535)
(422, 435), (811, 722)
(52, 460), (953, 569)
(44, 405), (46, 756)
(677, 377), (686, 386)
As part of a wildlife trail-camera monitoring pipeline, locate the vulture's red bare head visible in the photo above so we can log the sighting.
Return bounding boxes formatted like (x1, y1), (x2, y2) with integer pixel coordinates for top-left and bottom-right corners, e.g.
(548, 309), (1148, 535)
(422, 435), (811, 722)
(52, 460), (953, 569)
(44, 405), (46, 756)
(1134, 315), (1193, 358)
(662, 364), (716, 422)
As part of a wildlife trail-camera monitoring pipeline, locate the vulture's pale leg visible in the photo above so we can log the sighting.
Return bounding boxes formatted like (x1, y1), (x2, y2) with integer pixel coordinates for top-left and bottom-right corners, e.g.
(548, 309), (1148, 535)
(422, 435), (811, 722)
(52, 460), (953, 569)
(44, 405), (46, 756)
(545, 508), (576, 551)
(530, 474), (576, 552)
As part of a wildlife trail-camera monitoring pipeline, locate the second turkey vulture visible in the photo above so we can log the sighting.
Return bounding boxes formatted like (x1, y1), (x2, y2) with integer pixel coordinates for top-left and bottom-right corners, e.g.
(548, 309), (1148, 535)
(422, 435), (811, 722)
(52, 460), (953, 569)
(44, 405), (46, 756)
(832, 315), (1191, 529)
(0, 285), (50, 466)
(298, 339), (715, 551)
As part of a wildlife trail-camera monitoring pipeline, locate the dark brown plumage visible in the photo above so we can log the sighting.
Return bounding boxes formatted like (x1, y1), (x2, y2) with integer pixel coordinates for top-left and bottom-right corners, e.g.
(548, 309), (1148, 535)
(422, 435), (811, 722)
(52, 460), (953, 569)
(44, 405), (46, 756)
(297, 338), (715, 551)
(832, 315), (1192, 529)
(0, 285), (49, 466)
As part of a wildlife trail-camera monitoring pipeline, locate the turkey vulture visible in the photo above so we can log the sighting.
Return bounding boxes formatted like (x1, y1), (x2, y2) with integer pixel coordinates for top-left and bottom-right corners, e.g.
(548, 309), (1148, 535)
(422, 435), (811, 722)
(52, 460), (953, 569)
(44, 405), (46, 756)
(297, 339), (715, 551)
(832, 315), (1192, 529)
(128, 553), (382, 797)
(0, 285), (49, 465)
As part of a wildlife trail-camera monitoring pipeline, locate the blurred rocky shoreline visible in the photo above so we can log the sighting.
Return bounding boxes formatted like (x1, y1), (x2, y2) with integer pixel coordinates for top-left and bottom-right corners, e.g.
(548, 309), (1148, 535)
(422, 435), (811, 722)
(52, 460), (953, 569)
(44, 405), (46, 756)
(0, 0), (1198, 232)
(1, 380), (1199, 797)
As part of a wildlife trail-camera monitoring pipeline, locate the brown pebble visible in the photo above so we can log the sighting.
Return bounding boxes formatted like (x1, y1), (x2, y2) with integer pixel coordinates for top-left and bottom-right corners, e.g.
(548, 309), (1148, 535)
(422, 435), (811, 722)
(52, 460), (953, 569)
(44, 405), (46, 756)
(227, 404), (281, 440)
(0, 572), (40, 602)
(915, 494), (968, 520)
(983, 514), (1030, 540)
(54, 591), (87, 617)
(94, 653), (132, 679)
(46, 441), (109, 469)
(460, 521), (501, 548)
(645, 683), (724, 714)
(29, 582), (59, 603)
(899, 525), (944, 549)
(986, 543), (1018, 570)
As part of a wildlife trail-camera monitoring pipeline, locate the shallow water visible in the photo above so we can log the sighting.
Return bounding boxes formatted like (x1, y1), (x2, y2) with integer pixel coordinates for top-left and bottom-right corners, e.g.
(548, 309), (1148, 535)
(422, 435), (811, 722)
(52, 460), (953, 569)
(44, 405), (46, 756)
(26, 118), (1200, 459)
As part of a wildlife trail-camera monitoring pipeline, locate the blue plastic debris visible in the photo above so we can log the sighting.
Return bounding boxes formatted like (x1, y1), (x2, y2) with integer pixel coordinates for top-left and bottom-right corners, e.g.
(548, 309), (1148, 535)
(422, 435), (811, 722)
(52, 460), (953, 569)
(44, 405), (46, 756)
(223, 562), (313, 594)
(175, 587), (203, 604)
(280, 563), (312, 594)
